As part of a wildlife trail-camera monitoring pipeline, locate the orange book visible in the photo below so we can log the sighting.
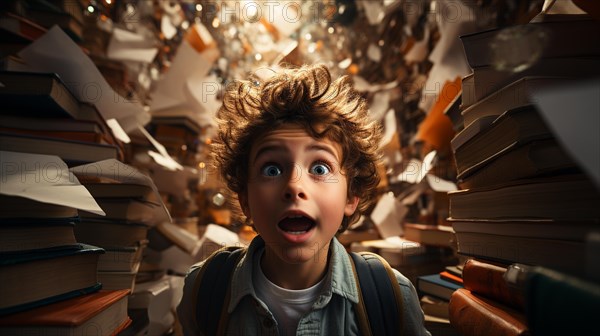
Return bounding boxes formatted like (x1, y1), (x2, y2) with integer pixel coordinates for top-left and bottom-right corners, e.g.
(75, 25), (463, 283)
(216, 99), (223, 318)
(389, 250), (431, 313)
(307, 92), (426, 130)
(0, 290), (131, 335)
(449, 289), (529, 336)
(462, 259), (525, 310)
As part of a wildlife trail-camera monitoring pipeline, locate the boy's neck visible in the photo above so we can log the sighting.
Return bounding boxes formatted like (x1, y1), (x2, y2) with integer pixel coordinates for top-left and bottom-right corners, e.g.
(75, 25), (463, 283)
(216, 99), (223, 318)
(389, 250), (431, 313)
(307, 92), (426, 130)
(260, 242), (331, 290)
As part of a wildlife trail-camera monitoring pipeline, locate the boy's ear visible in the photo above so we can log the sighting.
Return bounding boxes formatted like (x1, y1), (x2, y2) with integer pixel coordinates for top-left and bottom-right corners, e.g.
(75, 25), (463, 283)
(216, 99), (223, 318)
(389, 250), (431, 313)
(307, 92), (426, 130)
(238, 192), (251, 218)
(344, 196), (360, 216)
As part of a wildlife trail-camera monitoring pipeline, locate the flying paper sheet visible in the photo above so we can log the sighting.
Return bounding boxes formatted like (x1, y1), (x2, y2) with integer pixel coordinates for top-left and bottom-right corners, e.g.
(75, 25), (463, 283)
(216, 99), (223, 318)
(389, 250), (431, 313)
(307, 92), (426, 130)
(107, 27), (159, 63)
(0, 151), (104, 215)
(371, 191), (406, 238)
(533, 79), (600, 188)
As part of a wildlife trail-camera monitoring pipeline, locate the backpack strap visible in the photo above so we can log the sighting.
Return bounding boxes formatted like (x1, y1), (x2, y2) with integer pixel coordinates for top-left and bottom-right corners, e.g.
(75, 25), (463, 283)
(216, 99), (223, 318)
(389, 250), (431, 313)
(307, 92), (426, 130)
(350, 251), (404, 336)
(191, 246), (246, 336)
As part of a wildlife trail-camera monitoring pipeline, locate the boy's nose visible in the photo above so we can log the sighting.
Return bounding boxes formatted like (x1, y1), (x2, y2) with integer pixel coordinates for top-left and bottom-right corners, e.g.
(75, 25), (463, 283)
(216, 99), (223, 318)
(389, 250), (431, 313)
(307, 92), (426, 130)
(283, 167), (307, 201)
(283, 186), (307, 201)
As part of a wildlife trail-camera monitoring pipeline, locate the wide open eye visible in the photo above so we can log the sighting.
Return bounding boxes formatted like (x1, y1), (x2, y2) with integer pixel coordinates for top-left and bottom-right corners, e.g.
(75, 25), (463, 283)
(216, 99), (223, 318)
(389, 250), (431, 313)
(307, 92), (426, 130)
(309, 162), (331, 176)
(261, 164), (282, 177)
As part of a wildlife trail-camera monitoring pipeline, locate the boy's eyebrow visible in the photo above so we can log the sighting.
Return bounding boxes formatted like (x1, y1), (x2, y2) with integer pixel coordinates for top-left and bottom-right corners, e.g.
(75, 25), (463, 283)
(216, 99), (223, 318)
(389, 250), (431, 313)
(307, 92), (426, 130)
(253, 144), (287, 161)
(252, 142), (340, 162)
(307, 144), (340, 160)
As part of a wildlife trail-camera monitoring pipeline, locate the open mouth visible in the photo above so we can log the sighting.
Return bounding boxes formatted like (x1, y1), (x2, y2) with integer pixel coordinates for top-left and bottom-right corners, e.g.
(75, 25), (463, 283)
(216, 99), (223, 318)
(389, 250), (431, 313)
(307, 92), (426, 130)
(277, 215), (316, 235)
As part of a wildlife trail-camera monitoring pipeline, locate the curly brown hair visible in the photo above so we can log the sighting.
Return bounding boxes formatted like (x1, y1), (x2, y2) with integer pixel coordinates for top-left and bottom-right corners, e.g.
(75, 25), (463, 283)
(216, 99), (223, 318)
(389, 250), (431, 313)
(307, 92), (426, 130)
(212, 64), (382, 232)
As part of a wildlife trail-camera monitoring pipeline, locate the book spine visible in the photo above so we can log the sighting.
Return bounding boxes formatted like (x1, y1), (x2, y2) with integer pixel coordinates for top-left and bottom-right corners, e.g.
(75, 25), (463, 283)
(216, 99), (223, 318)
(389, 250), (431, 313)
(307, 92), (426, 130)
(462, 259), (525, 310)
(449, 289), (529, 336)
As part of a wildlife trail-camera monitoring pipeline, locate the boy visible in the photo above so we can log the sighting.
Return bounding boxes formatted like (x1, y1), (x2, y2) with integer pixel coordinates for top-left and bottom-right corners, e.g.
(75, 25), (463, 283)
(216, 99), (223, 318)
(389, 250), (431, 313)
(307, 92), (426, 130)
(177, 64), (430, 335)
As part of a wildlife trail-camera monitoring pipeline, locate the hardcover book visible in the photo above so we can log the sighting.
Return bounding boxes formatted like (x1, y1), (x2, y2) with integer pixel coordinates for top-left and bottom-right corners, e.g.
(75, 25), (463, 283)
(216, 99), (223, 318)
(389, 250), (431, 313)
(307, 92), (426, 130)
(417, 273), (464, 301)
(449, 288), (529, 336)
(462, 259), (525, 310)
(455, 232), (587, 277)
(0, 71), (80, 118)
(448, 175), (600, 220)
(0, 132), (119, 166)
(452, 105), (553, 177)
(74, 219), (149, 248)
(0, 289), (131, 336)
(0, 244), (104, 315)
(460, 16), (600, 68)
(464, 57), (600, 106)
(459, 77), (575, 129)
(0, 218), (78, 253)
(457, 138), (577, 188)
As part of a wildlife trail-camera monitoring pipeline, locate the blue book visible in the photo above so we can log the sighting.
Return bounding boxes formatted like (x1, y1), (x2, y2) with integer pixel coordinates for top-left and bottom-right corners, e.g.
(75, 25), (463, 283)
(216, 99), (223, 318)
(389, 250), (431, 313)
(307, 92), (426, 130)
(417, 273), (464, 301)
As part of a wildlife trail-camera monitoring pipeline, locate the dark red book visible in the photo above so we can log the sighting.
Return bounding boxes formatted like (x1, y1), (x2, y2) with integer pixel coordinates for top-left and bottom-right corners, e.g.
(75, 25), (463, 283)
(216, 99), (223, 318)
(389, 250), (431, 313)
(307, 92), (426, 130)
(462, 259), (525, 310)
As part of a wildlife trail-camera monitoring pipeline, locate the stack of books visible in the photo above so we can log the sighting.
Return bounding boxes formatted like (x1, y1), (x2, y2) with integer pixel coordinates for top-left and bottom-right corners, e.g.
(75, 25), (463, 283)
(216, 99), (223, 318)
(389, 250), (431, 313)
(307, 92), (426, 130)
(0, 199), (104, 317)
(0, 153), (131, 334)
(446, 12), (600, 335)
(0, 71), (123, 166)
(70, 159), (172, 293)
(417, 265), (464, 336)
(19, 0), (84, 42)
(449, 259), (528, 336)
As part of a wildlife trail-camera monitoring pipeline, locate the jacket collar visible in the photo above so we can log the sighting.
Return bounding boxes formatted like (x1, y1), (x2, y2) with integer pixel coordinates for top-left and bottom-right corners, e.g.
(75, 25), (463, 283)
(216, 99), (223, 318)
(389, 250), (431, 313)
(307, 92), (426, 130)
(228, 235), (360, 313)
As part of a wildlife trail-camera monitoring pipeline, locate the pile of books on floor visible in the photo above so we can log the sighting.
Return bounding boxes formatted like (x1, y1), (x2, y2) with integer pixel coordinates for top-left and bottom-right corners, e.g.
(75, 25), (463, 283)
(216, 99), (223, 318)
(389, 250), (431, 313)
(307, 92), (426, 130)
(0, 152), (131, 334)
(445, 11), (600, 335)
(0, 57), (173, 334)
(71, 159), (171, 293)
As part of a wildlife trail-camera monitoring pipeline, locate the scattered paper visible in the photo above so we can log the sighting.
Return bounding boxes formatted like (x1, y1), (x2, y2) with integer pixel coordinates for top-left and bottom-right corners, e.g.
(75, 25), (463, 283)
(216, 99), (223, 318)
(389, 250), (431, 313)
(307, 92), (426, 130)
(532, 79), (600, 188)
(405, 26), (430, 63)
(158, 221), (201, 255)
(161, 15), (177, 40)
(0, 151), (104, 215)
(106, 118), (131, 143)
(338, 58), (352, 69)
(150, 39), (219, 112)
(540, 0), (586, 15)
(369, 91), (390, 121)
(361, 0), (385, 25)
(149, 164), (198, 200)
(18, 26), (149, 133)
(107, 28), (159, 64)
(137, 125), (183, 171)
(367, 43), (382, 62)
(396, 150), (437, 184)
(426, 174), (458, 192)
(419, 0), (487, 112)
(370, 192), (406, 238)
(353, 76), (398, 93)
(397, 159), (423, 184)
(379, 108), (397, 148)
(183, 73), (221, 128)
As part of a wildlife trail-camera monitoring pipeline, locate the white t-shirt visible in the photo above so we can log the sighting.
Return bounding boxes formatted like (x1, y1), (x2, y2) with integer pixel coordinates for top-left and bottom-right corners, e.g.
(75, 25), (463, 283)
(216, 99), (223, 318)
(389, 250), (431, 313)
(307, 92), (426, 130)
(253, 251), (325, 336)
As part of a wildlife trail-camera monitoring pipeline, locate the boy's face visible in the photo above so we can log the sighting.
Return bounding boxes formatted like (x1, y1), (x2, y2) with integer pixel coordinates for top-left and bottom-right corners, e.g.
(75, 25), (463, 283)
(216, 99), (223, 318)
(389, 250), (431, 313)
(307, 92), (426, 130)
(240, 124), (359, 264)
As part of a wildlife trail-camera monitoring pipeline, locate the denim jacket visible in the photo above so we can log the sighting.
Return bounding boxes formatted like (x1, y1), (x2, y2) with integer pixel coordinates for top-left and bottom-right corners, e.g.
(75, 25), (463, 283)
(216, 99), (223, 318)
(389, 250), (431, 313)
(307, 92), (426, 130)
(177, 236), (431, 336)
